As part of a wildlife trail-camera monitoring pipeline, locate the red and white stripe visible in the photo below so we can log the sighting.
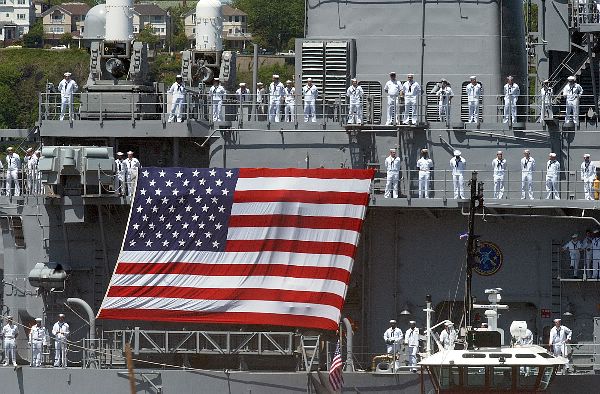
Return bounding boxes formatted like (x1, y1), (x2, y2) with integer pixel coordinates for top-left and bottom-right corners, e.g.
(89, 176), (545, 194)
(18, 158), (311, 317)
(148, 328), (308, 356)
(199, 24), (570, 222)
(98, 168), (373, 331)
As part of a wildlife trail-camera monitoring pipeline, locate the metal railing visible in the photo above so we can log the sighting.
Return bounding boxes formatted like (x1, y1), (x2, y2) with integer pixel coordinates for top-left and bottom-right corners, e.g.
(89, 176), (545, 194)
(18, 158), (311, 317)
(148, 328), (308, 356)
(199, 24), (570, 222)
(0, 163), (43, 197)
(556, 245), (600, 281)
(569, 1), (600, 27)
(374, 169), (599, 201)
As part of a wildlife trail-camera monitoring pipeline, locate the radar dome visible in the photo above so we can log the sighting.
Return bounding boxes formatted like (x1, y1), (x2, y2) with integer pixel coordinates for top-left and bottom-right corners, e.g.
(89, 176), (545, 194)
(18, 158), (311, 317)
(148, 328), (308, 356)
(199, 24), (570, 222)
(84, 4), (106, 40)
(195, 0), (223, 51)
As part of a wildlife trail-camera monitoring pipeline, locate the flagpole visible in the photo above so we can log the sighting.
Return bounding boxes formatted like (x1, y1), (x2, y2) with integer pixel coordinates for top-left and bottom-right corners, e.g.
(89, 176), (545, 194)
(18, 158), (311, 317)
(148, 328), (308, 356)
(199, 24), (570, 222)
(465, 171), (483, 349)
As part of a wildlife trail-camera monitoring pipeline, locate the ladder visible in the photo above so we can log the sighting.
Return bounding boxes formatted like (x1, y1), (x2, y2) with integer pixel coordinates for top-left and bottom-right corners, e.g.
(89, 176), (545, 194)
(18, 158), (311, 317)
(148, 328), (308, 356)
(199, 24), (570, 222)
(300, 335), (320, 372)
(550, 241), (563, 317)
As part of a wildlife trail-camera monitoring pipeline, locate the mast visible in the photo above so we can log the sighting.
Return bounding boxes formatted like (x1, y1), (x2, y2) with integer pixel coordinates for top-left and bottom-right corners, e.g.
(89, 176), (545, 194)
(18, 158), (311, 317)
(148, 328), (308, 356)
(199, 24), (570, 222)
(465, 171), (483, 332)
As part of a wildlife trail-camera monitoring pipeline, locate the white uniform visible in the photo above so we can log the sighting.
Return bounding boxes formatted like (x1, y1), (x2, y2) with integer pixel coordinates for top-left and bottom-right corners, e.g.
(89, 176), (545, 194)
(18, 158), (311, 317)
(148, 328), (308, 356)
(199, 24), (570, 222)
(563, 239), (582, 277)
(167, 81), (186, 122)
(503, 82), (520, 123)
(416, 157), (433, 198)
(540, 86), (554, 121)
(52, 320), (69, 367)
(492, 157), (507, 199)
(466, 83), (482, 123)
(546, 159), (561, 199)
(27, 155), (41, 195)
(384, 79), (402, 125)
(439, 328), (457, 350)
(209, 84), (226, 122)
(29, 323), (47, 367)
(592, 236), (600, 279)
(124, 157), (141, 197)
(384, 155), (401, 198)
(256, 87), (267, 120)
(404, 327), (419, 371)
(58, 78), (78, 121)
(581, 160), (596, 200)
(114, 158), (126, 195)
(302, 84), (319, 122)
(562, 83), (583, 124)
(437, 86), (454, 123)
(521, 156), (536, 199)
(268, 81), (285, 122)
(5, 153), (21, 197)
(2, 323), (18, 366)
(283, 86), (296, 122)
(582, 235), (594, 278)
(346, 85), (364, 124)
(549, 324), (572, 368)
(402, 80), (421, 124)
(235, 87), (252, 121)
(383, 327), (403, 354)
(450, 156), (466, 199)
(515, 329), (533, 346)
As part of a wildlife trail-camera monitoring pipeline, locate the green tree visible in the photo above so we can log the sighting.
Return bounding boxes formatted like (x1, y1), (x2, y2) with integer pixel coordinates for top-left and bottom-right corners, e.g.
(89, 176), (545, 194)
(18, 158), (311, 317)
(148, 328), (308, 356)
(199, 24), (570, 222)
(231, 0), (304, 52)
(167, 5), (194, 51)
(22, 20), (44, 48)
(59, 32), (73, 47)
(137, 24), (159, 47)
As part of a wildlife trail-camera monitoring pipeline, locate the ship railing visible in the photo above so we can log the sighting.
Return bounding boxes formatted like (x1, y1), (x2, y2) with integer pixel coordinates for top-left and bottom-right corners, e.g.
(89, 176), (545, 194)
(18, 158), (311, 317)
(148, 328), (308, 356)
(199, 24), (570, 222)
(569, 1), (600, 28)
(373, 169), (598, 202)
(556, 248), (600, 282)
(568, 342), (600, 372)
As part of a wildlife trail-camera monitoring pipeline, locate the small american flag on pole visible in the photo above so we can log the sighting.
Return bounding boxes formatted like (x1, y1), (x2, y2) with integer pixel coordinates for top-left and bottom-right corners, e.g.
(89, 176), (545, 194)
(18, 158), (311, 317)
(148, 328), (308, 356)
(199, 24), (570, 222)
(329, 340), (344, 391)
(97, 167), (373, 330)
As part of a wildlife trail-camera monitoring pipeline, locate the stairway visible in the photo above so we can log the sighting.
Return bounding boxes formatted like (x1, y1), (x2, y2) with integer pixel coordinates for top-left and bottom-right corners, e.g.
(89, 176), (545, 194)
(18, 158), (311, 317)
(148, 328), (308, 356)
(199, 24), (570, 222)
(300, 335), (321, 372)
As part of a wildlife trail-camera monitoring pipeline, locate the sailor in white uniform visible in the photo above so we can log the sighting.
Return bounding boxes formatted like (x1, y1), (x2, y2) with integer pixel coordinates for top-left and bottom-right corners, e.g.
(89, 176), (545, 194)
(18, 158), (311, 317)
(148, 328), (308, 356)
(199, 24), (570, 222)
(591, 229), (600, 279)
(466, 76), (482, 123)
(562, 76), (583, 125)
(439, 322), (457, 350)
(268, 75), (285, 122)
(167, 75), (186, 123)
(492, 151), (507, 199)
(256, 82), (267, 120)
(581, 153), (596, 200)
(436, 79), (454, 123)
(124, 151), (141, 197)
(283, 80), (296, 122)
(29, 318), (47, 367)
(416, 148), (433, 198)
(5, 147), (21, 197)
(52, 313), (69, 368)
(302, 78), (319, 122)
(384, 72), (402, 125)
(450, 150), (466, 199)
(346, 78), (364, 124)
(402, 73), (421, 125)
(383, 319), (403, 355)
(58, 72), (78, 121)
(2, 315), (18, 366)
(27, 150), (41, 195)
(562, 234), (582, 278)
(503, 76), (520, 124)
(521, 149), (536, 199)
(546, 152), (560, 199)
(539, 79), (554, 122)
(114, 152), (126, 196)
(404, 321), (420, 372)
(384, 148), (401, 198)
(549, 318), (572, 370)
(582, 229), (594, 279)
(235, 82), (252, 121)
(209, 78), (226, 122)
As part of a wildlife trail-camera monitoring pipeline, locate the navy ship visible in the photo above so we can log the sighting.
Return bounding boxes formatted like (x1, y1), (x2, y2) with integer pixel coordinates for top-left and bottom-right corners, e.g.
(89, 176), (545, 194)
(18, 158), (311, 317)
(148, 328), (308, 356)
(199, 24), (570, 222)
(0, 0), (599, 392)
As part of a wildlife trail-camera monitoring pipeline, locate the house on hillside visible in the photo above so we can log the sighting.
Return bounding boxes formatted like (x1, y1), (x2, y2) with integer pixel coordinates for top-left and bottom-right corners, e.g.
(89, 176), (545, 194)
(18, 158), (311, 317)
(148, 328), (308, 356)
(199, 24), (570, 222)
(0, 0), (35, 45)
(133, 4), (170, 48)
(183, 4), (251, 51)
(41, 2), (89, 44)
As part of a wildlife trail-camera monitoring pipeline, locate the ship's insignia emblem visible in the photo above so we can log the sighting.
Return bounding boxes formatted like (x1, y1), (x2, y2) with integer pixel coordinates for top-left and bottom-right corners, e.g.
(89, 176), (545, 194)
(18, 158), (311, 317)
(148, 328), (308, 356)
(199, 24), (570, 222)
(474, 241), (503, 276)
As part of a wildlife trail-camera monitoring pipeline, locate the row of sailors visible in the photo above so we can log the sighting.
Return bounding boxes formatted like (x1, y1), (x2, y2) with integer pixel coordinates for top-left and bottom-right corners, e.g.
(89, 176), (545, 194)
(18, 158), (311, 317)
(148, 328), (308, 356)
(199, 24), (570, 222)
(562, 229), (600, 279)
(385, 148), (598, 200)
(0, 147), (42, 197)
(114, 151), (141, 197)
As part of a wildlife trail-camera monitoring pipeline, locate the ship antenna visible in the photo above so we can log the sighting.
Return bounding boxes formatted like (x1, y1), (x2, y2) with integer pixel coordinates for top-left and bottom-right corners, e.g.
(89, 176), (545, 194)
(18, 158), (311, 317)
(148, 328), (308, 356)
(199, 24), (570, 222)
(465, 171), (484, 342)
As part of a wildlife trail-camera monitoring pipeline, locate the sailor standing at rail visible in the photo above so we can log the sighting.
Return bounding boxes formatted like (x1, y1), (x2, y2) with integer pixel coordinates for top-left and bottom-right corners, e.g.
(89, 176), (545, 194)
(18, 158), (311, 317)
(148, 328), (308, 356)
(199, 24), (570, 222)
(384, 148), (401, 198)
(591, 229), (600, 279)
(450, 150), (466, 199)
(562, 76), (583, 125)
(346, 78), (364, 125)
(283, 80), (296, 122)
(503, 76), (520, 124)
(52, 313), (69, 368)
(209, 78), (226, 122)
(439, 322), (457, 350)
(436, 79), (454, 124)
(302, 78), (319, 123)
(167, 75), (186, 123)
(124, 151), (141, 197)
(546, 152), (561, 199)
(384, 72), (402, 125)
(235, 83), (252, 121)
(581, 153), (596, 200)
(521, 149), (536, 199)
(492, 151), (507, 199)
(58, 72), (78, 121)
(582, 229), (594, 279)
(416, 148), (433, 198)
(114, 152), (126, 196)
(562, 234), (582, 278)
(5, 147), (21, 197)
(256, 82), (267, 120)
(383, 319), (403, 356)
(402, 73), (421, 125)
(2, 315), (18, 366)
(27, 150), (41, 195)
(404, 321), (419, 373)
(29, 318), (47, 367)
(466, 76), (482, 123)
(549, 318), (572, 371)
(539, 79), (554, 122)
(268, 75), (285, 123)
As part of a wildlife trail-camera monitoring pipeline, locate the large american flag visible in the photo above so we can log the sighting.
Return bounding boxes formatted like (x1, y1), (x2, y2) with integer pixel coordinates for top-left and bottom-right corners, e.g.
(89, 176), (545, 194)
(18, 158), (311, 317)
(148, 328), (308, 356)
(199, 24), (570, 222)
(97, 167), (374, 330)
(329, 340), (344, 391)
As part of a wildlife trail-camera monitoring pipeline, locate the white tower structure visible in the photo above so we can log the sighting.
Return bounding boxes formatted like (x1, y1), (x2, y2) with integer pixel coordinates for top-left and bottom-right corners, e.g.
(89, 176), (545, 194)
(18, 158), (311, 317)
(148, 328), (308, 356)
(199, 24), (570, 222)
(105, 0), (133, 42)
(195, 0), (223, 51)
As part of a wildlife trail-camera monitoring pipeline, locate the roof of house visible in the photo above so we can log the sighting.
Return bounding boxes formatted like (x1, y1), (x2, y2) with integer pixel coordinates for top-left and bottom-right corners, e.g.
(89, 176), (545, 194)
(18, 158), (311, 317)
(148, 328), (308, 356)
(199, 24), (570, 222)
(133, 4), (168, 16)
(41, 2), (90, 17)
(223, 5), (247, 17)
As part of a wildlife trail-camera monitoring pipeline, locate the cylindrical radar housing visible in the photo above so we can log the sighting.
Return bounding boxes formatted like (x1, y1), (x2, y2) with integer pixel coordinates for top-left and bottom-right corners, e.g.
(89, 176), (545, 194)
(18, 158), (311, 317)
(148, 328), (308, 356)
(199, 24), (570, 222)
(83, 4), (106, 40)
(105, 0), (133, 41)
(195, 0), (223, 51)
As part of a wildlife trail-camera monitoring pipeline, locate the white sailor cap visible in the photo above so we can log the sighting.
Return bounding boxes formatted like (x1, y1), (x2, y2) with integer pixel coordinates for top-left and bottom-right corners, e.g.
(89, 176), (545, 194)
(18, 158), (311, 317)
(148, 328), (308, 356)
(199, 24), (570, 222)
(594, 229), (600, 234)
(58, 313), (65, 317)
(389, 148), (396, 153)
(409, 320), (416, 324)
(506, 75), (513, 80)
(497, 150), (503, 155)
(389, 71), (396, 75)
(389, 319), (397, 324)
(453, 150), (461, 156)
(571, 234), (578, 239)
(285, 80), (292, 84)
(440, 78), (447, 83)
(6, 315), (12, 319)
(524, 149), (530, 153)
(407, 73), (414, 77)
(549, 152), (557, 157)
(421, 148), (428, 153)
(213, 77), (220, 82)
(257, 82), (263, 86)
(481, 322), (488, 326)
(351, 78), (357, 82)
(26, 147), (33, 152)
(272, 74), (280, 79)
(116, 152), (124, 156)
(445, 322), (454, 326)
(543, 79), (549, 83)
(35, 318), (42, 322)
(176, 74), (182, 79)
(35, 150), (41, 154)
(469, 75), (477, 80)
(584, 153), (590, 158)
(306, 78), (313, 82)
(553, 318), (562, 323)
(239, 82), (246, 86)
(568, 76), (576, 81)
(64, 72), (71, 77)
(127, 151), (134, 155)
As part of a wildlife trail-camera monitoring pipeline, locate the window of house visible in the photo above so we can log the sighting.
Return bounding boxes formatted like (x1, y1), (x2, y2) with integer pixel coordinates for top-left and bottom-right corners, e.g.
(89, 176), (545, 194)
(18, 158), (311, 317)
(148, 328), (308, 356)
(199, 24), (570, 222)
(18, 0), (26, 4)
(50, 26), (64, 33)
(192, 28), (195, 34)
(0, 0), (7, 5)
(133, 26), (138, 33)
(228, 28), (232, 34)
(235, 15), (239, 22)
(228, 16), (232, 22)
(17, 13), (25, 20)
